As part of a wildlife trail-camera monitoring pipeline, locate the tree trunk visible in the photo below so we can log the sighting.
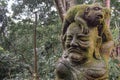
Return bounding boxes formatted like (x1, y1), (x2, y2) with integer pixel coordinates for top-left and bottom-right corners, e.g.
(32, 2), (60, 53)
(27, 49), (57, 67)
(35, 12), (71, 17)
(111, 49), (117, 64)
(33, 12), (39, 80)
(105, 0), (110, 27)
(54, 0), (76, 22)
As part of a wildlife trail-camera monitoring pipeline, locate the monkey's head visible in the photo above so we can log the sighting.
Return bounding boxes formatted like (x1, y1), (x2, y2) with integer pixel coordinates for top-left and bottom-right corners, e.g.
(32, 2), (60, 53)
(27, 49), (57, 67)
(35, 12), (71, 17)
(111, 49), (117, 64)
(83, 3), (110, 27)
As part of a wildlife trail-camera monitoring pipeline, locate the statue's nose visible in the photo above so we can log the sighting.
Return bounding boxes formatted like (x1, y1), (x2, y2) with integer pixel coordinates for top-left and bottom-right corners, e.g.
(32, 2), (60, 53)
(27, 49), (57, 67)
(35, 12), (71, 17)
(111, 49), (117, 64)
(70, 37), (78, 47)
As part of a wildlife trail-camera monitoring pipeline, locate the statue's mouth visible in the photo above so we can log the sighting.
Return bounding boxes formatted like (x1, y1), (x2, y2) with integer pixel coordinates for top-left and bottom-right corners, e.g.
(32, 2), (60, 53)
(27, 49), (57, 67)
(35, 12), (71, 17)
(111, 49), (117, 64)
(95, 15), (103, 24)
(68, 47), (86, 54)
(67, 48), (86, 63)
(96, 14), (103, 19)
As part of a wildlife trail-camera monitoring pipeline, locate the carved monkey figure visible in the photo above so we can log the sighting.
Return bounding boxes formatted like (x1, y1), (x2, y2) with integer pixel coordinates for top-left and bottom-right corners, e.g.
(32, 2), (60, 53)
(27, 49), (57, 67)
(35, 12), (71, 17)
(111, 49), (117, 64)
(62, 3), (110, 34)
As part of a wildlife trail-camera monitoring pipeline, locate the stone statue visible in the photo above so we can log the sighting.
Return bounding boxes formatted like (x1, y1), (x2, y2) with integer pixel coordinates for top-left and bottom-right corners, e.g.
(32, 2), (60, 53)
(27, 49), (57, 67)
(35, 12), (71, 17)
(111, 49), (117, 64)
(55, 3), (114, 80)
(62, 3), (114, 61)
(55, 21), (108, 80)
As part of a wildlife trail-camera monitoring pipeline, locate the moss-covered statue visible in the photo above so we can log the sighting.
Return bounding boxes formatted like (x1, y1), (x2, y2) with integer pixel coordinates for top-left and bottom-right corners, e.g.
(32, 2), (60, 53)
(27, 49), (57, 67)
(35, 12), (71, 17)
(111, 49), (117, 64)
(55, 21), (108, 80)
(55, 3), (114, 80)
(62, 3), (114, 58)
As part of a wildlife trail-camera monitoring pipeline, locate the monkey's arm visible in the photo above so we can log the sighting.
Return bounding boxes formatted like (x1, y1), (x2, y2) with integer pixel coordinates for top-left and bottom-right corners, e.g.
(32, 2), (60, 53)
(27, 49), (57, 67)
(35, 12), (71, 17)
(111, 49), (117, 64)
(101, 7), (113, 54)
(102, 26), (113, 42)
(101, 25), (114, 58)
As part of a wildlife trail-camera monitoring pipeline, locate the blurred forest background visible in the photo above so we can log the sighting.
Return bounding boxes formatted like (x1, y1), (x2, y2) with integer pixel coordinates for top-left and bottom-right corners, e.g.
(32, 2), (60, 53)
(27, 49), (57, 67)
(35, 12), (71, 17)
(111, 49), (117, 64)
(0, 0), (119, 80)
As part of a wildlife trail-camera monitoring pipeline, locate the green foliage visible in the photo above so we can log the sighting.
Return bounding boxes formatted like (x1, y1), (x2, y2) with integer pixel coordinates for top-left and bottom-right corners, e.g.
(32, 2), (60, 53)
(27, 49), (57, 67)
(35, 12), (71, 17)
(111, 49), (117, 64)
(109, 58), (120, 80)
(36, 22), (62, 79)
(0, 0), (61, 79)
(0, 17), (62, 79)
(11, 0), (58, 25)
(0, 0), (119, 80)
(111, 25), (119, 42)
(109, 2), (120, 79)
(0, 46), (31, 79)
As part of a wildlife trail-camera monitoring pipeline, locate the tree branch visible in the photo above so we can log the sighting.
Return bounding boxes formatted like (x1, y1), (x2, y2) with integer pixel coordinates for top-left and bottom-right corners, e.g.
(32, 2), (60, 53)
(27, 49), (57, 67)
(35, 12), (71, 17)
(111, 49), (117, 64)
(54, 0), (76, 22)
(105, 0), (110, 27)
(54, 0), (66, 21)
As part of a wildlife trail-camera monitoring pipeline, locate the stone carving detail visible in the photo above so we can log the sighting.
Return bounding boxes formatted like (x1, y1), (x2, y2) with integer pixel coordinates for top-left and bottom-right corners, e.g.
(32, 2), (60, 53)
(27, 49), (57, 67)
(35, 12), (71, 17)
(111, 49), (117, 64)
(55, 4), (113, 80)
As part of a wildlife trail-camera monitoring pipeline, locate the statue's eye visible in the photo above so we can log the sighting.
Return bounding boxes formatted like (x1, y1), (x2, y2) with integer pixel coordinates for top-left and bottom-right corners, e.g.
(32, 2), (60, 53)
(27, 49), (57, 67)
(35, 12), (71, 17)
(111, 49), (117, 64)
(77, 34), (89, 41)
(67, 35), (73, 41)
(79, 37), (88, 41)
(94, 7), (101, 11)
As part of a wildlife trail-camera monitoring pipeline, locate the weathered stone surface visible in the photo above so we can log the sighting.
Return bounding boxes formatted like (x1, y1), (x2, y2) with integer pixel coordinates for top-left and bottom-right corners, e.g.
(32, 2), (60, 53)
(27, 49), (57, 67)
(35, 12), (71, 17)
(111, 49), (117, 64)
(55, 4), (114, 80)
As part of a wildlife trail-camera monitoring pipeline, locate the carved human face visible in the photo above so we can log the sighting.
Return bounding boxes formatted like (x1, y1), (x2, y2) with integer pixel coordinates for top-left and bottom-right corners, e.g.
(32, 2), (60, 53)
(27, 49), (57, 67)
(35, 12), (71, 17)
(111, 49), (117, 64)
(64, 22), (98, 64)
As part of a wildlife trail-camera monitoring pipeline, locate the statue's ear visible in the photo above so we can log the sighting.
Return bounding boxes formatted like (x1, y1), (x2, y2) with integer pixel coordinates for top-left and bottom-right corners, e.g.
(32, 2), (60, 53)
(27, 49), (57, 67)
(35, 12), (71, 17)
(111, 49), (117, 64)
(61, 34), (66, 50)
(62, 34), (66, 42)
(84, 7), (90, 14)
